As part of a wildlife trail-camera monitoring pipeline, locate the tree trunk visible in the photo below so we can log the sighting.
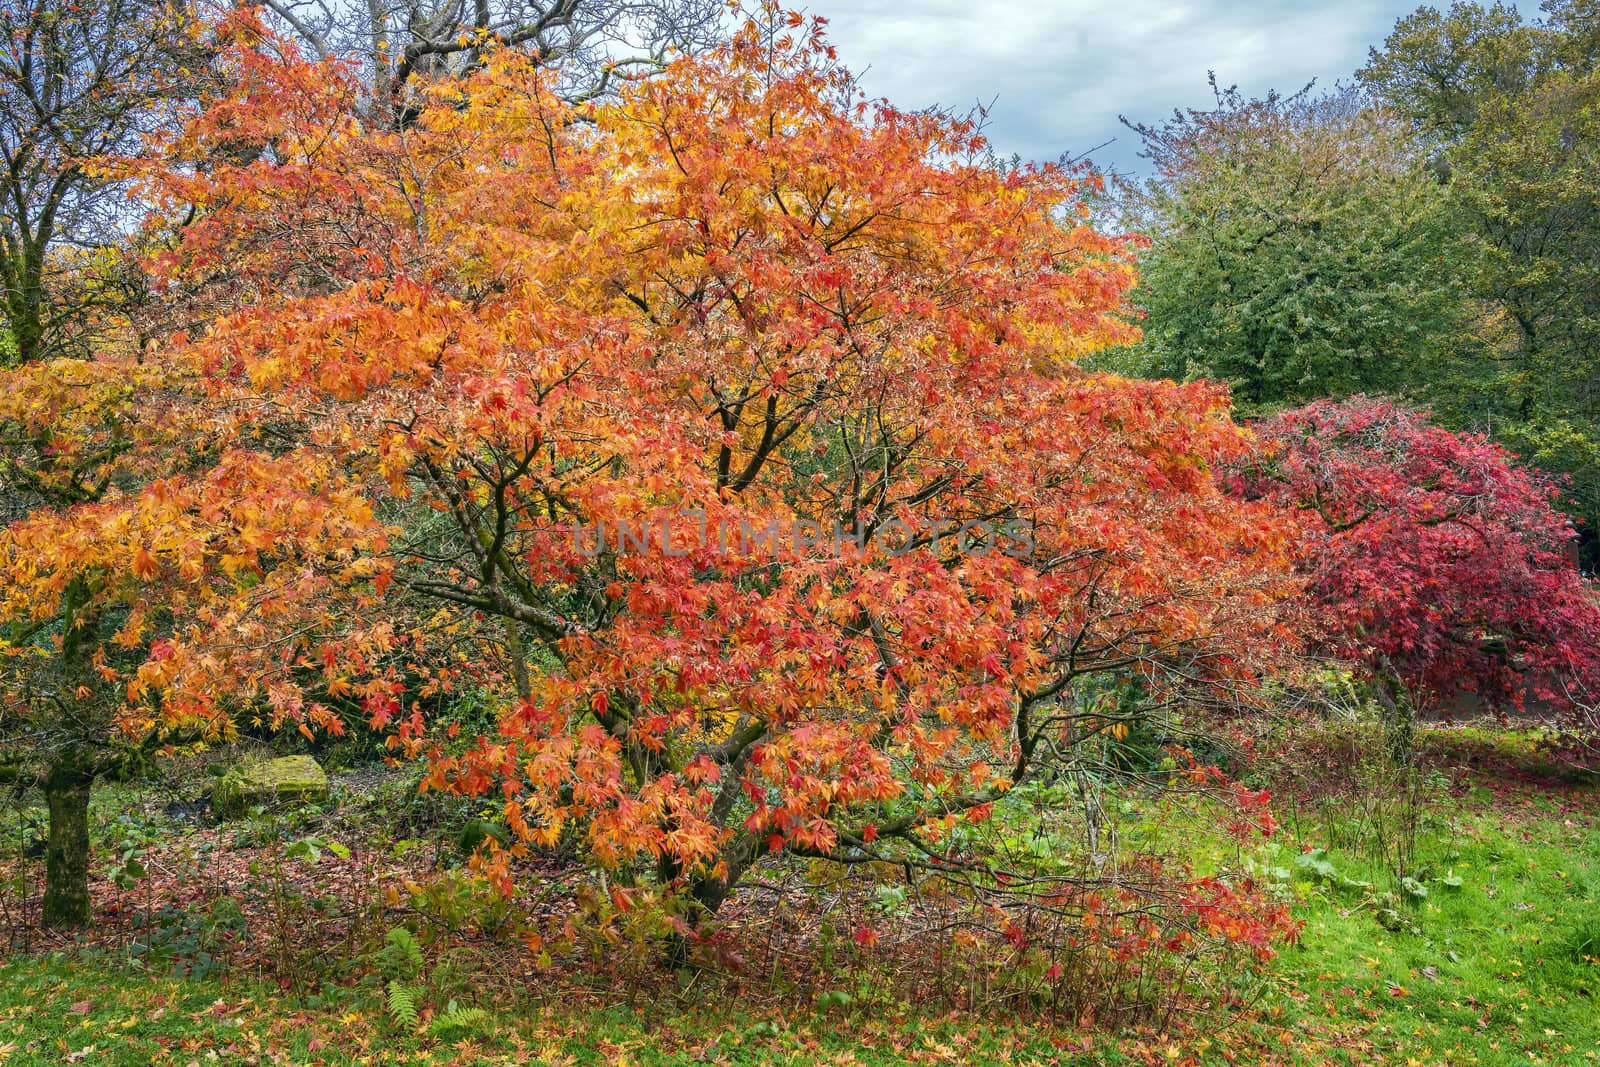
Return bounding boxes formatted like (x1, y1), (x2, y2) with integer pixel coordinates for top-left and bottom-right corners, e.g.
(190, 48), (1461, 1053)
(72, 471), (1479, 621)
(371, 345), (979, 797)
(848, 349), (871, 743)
(1374, 663), (1416, 770)
(1386, 698), (1416, 770)
(502, 616), (531, 701)
(42, 761), (93, 928)
(1, 239), (47, 366)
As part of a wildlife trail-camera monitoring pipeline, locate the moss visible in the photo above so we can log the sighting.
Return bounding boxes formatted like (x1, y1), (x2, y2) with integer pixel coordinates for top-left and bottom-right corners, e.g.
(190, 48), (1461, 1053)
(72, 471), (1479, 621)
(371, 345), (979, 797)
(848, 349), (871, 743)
(213, 755), (330, 816)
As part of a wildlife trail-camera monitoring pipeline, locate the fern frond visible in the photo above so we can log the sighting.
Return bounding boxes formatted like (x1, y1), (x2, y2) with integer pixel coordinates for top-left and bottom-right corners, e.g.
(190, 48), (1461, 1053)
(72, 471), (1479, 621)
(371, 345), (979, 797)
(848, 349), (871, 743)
(386, 979), (421, 1030)
(380, 926), (425, 980)
(386, 927), (424, 968)
(428, 1006), (491, 1040)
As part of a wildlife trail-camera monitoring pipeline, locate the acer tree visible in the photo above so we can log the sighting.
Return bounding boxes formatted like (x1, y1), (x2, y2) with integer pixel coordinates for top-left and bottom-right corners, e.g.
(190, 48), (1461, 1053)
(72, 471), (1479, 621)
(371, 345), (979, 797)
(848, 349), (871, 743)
(0, 7), (401, 928)
(121, 4), (1301, 939)
(1237, 397), (1600, 759)
(0, 352), (396, 927)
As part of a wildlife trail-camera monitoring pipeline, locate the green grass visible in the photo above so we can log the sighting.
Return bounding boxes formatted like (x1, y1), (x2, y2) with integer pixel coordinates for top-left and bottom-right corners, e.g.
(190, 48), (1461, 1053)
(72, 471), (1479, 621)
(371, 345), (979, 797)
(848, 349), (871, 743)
(1264, 783), (1600, 1066)
(4, 753), (1599, 1065)
(0, 955), (1145, 1066)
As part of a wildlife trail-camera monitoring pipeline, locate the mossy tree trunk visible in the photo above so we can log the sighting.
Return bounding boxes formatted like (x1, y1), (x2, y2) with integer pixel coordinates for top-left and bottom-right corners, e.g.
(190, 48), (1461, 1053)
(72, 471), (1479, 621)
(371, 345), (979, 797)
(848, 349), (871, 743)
(42, 758), (94, 927)
(1374, 658), (1416, 770)
(40, 578), (104, 928)
(0, 239), (46, 366)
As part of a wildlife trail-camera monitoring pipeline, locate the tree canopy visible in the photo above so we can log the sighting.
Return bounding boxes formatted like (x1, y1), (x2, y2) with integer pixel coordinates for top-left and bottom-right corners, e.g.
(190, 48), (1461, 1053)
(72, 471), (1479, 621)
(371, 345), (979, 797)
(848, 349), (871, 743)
(1115, 81), (1471, 412)
(94, 7), (1305, 915)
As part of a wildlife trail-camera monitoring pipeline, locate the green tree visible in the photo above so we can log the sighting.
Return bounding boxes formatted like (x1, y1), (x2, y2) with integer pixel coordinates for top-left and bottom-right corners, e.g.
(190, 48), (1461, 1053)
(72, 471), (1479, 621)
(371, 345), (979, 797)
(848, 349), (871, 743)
(1112, 80), (1473, 412)
(1361, 0), (1600, 554)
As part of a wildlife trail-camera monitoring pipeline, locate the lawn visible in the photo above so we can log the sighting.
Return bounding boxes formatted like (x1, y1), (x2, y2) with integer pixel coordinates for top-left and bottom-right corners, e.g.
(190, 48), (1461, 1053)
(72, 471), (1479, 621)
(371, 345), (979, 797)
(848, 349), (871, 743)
(3, 730), (1596, 1067)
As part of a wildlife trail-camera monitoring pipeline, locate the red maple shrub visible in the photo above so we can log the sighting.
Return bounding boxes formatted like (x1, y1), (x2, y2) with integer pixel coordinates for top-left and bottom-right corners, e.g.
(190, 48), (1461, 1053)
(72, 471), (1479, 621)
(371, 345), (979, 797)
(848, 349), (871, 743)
(1238, 397), (1600, 724)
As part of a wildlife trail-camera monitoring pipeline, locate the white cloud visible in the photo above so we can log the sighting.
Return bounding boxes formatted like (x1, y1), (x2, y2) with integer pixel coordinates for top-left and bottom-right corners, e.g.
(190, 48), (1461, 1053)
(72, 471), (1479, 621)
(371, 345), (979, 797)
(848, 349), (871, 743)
(808, 0), (1423, 173)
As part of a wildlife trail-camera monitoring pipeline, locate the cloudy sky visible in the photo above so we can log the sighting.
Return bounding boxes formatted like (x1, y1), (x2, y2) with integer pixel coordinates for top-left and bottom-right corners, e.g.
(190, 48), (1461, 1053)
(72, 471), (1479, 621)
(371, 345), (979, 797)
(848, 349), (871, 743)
(810, 1), (1426, 174)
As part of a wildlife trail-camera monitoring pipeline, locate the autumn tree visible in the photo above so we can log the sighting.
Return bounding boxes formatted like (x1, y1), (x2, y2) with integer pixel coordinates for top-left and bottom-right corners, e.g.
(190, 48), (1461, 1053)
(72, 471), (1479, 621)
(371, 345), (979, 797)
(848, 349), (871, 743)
(133, 4), (1302, 934)
(0, 11), (402, 921)
(1237, 397), (1600, 760)
(0, 7), (402, 928)
(0, 343), (397, 925)
(1113, 81), (1472, 412)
